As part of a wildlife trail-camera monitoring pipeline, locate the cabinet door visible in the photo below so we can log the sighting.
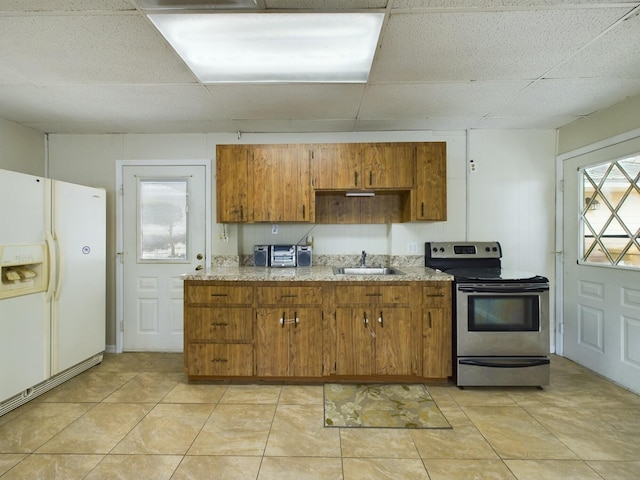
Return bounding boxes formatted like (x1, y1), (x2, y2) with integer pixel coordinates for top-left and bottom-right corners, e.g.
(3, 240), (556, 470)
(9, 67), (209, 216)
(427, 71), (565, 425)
(335, 308), (375, 376)
(256, 308), (323, 377)
(256, 308), (290, 376)
(216, 145), (250, 223)
(311, 143), (362, 189)
(252, 144), (311, 222)
(423, 308), (452, 378)
(374, 307), (415, 376)
(289, 308), (323, 377)
(415, 142), (446, 221)
(362, 143), (415, 189)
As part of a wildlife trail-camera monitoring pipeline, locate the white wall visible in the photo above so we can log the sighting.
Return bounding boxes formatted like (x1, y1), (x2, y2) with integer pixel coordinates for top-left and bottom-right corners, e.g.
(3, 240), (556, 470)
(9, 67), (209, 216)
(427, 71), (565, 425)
(0, 119), (44, 175)
(47, 129), (557, 350)
(558, 92), (640, 155)
(468, 130), (558, 350)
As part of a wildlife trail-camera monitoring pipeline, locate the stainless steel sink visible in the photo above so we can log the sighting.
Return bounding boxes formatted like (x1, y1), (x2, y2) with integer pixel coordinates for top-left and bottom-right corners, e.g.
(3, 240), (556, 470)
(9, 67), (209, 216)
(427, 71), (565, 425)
(332, 266), (405, 275)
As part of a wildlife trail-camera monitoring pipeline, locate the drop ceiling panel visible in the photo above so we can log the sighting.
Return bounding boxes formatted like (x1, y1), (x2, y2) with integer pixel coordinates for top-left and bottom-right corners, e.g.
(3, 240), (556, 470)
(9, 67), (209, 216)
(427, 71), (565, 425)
(0, 0), (134, 11)
(0, 14), (196, 85)
(223, 118), (358, 133)
(264, 0), (387, 9)
(475, 115), (582, 130)
(391, 0), (625, 8)
(355, 117), (482, 131)
(359, 81), (530, 118)
(493, 78), (640, 117)
(0, 85), (224, 124)
(206, 84), (365, 119)
(371, 8), (631, 82)
(548, 11), (640, 79)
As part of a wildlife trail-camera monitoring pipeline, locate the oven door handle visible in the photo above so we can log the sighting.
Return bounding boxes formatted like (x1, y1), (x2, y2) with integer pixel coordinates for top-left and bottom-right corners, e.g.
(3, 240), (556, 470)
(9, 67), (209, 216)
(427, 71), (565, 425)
(457, 285), (549, 293)
(459, 358), (550, 368)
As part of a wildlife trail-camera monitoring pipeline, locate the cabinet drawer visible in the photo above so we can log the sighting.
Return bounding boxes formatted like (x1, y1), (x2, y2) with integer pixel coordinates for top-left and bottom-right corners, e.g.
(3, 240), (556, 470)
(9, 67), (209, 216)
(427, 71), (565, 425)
(422, 284), (451, 308)
(186, 307), (252, 342)
(335, 285), (411, 305)
(256, 286), (323, 305)
(186, 285), (253, 305)
(187, 344), (253, 376)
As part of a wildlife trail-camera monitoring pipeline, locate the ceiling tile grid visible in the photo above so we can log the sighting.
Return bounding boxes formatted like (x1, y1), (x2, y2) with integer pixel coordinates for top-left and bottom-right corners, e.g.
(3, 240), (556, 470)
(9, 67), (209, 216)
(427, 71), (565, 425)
(0, 0), (638, 133)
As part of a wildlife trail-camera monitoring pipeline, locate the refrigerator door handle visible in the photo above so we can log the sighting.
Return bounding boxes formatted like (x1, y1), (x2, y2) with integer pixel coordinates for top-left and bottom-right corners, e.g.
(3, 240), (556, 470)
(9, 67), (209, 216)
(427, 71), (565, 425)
(53, 233), (63, 301)
(45, 231), (57, 302)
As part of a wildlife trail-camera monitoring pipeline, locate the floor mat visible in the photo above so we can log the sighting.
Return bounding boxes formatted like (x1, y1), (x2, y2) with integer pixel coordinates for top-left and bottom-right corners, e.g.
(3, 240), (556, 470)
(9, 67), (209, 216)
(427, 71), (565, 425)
(324, 383), (451, 429)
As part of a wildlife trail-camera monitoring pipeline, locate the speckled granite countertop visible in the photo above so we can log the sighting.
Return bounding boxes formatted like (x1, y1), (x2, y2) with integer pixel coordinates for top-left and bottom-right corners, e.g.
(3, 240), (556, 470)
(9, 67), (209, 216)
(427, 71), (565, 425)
(182, 265), (453, 282)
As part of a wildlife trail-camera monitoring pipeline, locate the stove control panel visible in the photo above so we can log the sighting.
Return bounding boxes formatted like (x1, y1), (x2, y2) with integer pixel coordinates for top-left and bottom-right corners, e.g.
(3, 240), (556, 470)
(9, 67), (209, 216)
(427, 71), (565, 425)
(426, 241), (502, 259)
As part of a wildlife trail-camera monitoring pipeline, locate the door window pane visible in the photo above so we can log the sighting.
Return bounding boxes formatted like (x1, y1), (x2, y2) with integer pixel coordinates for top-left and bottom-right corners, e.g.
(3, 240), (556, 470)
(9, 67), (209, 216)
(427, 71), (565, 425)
(139, 179), (188, 261)
(581, 155), (640, 268)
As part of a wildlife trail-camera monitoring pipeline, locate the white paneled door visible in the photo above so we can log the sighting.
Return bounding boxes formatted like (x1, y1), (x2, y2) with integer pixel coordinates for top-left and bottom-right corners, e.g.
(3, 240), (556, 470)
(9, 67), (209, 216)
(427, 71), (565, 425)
(562, 138), (640, 394)
(122, 165), (207, 351)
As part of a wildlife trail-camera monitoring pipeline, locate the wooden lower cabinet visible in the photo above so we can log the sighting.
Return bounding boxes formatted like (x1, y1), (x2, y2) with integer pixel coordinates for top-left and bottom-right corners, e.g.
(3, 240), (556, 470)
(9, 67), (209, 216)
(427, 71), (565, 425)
(183, 280), (452, 381)
(335, 307), (416, 376)
(255, 308), (323, 377)
(422, 283), (453, 378)
(186, 344), (253, 376)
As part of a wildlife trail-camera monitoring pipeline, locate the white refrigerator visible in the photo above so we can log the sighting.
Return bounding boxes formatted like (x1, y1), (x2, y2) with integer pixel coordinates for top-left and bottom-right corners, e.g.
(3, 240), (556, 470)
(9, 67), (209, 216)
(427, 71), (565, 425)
(0, 169), (105, 413)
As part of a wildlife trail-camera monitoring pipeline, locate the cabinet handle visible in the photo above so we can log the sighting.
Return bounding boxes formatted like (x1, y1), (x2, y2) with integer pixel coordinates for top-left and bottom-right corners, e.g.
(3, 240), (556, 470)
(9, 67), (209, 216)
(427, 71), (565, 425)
(378, 312), (384, 327)
(354, 171), (358, 187)
(421, 202), (425, 217)
(280, 313), (286, 328)
(280, 294), (298, 299)
(369, 171), (373, 186)
(365, 293), (382, 297)
(363, 313), (369, 325)
(428, 311), (432, 329)
(210, 322), (228, 327)
(212, 358), (228, 363)
(240, 205), (243, 221)
(295, 313), (299, 328)
(302, 204), (306, 220)
(210, 293), (228, 297)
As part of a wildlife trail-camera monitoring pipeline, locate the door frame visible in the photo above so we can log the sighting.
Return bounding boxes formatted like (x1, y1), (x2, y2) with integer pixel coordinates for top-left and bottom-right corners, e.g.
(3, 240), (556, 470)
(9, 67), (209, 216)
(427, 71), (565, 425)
(556, 127), (640, 358)
(115, 159), (212, 354)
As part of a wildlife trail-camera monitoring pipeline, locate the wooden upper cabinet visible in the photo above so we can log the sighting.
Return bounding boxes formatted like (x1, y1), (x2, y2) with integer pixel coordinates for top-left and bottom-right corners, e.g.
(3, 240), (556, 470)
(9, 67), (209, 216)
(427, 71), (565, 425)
(311, 143), (415, 191)
(361, 143), (415, 189)
(414, 142), (447, 221)
(217, 141), (446, 224)
(216, 144), (250, 223)
(251, 144), (312, 222)
(311, 143), (362, 189)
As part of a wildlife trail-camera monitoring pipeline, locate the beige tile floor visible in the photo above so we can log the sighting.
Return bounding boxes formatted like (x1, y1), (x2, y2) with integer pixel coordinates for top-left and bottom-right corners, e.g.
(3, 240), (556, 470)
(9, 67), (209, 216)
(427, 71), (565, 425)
(1, 353), (640, 479)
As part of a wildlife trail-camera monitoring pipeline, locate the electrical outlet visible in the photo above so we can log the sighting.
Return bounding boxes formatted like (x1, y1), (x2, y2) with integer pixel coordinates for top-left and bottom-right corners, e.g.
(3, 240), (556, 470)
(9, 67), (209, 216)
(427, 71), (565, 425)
(469, 159), (477, 173)
(407, 242), (418, 254)
(271, 224), (278, 235)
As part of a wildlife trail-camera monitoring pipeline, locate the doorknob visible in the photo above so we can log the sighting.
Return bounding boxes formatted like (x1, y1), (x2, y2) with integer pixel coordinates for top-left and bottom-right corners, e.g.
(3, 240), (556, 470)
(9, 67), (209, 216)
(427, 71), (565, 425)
(197, 253), (204, 260)
(195, 265), (203, 271)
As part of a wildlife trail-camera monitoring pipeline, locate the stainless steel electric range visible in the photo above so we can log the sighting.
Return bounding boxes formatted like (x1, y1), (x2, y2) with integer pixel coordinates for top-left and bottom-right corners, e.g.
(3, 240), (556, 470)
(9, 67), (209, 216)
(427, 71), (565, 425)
(426, 241), (550, 387)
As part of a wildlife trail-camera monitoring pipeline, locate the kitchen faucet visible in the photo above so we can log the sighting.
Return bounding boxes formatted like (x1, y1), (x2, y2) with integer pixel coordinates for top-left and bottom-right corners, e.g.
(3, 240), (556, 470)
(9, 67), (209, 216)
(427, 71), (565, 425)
(360, 250), (367, 267)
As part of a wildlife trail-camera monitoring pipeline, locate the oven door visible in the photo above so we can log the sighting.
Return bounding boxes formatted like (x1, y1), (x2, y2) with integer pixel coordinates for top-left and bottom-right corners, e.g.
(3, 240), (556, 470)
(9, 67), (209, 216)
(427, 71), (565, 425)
(456, 282), (549, 357)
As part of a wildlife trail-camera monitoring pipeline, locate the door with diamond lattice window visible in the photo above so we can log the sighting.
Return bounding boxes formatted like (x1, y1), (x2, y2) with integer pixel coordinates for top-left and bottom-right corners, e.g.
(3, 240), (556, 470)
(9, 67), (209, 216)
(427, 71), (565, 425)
(562, 137), (640, 394)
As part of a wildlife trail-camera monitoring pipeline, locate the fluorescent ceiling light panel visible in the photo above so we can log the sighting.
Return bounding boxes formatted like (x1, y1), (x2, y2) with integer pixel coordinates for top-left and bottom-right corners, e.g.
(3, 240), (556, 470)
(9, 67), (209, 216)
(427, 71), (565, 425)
(148, 13), (384, 83)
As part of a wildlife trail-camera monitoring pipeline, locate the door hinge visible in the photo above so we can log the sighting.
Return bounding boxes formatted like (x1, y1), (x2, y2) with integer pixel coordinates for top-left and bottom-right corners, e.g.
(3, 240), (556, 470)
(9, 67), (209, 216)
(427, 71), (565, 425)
(119, 184), (124, 196)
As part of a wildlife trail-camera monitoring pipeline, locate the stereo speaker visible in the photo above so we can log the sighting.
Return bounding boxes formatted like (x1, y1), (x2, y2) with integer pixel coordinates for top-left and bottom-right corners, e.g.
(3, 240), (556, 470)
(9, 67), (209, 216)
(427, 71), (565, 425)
(253, 245), (269, 267)
(296, 245), (312, 267)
